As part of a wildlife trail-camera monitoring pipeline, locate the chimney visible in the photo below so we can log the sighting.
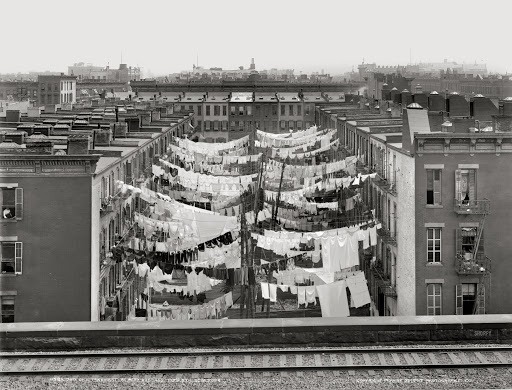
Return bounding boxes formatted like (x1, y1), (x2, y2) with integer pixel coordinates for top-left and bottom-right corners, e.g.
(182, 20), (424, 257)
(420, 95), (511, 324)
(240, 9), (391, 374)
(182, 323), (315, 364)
(94, 128), (113, 146)
(25, 135), (54, 154)
(67, 134), (91, 154)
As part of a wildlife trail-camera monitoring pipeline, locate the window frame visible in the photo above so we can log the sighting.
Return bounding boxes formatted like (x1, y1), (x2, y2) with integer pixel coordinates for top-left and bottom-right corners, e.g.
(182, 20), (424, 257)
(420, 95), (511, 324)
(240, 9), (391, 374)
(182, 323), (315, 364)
(0, 296), (15, 323)
(427, 227), (442, 263)
(426, 169), (442, 205)
(427, 283), (442, 315)
(1, 241), (22, 275)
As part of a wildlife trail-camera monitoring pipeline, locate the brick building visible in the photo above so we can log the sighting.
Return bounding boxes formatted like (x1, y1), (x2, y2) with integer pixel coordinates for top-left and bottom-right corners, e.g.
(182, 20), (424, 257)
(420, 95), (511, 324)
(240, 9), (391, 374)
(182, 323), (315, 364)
(318, 98), (512, 317)
(0, 98), (192, 323)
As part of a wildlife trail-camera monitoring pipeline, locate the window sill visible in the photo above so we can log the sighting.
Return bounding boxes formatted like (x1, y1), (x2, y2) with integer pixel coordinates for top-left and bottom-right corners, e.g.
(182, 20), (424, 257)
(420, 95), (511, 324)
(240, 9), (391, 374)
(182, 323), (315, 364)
(0, 219), (18, 223)
(0, 274), (18, 277)
(425, 205), (443, 209)
(426, 262), (443, 266)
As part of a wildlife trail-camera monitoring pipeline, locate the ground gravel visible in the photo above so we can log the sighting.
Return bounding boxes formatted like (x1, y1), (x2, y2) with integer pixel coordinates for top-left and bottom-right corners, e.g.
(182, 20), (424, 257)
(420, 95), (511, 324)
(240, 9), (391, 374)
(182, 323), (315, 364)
(2, 368), (512, 390)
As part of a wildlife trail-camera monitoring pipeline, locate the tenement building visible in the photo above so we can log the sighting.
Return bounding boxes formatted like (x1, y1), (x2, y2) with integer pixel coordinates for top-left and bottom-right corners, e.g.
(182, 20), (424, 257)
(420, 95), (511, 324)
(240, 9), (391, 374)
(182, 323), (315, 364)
(0, 97), (192, 322)
(320, 95), (512, 316)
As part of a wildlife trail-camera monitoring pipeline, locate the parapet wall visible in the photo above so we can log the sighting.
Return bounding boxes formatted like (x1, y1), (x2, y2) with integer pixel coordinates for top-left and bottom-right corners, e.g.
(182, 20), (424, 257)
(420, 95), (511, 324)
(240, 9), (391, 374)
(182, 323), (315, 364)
(1, 315), (511, 351)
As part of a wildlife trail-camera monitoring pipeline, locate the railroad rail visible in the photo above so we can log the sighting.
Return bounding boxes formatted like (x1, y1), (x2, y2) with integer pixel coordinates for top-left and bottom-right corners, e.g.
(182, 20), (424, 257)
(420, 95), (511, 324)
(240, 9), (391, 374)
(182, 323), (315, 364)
(1, 345), (512, 377)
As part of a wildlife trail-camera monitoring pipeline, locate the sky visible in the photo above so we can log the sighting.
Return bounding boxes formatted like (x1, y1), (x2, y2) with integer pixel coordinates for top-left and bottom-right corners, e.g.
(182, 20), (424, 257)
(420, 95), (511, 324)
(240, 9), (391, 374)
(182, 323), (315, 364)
(2, 0), (511, 76)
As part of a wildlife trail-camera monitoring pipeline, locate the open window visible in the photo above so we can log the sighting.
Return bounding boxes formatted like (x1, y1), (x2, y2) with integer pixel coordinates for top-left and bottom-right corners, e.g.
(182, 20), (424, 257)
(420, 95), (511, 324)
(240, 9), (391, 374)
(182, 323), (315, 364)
(456, 227), (484, 259)
(0, 242), (22, 274)
(456, 283), (485, 315)
(1, 187), (23, 220)
(455, 169), (476, 204)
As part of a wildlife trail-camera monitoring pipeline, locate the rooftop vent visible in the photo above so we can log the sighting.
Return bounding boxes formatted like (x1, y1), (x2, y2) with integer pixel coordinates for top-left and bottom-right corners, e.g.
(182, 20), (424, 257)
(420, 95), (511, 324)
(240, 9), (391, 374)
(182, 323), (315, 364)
(402, 89), (409, 93)
(442, 120), (453, 127)
(474, 94), (485, 98)
(503, 97), (512, 101)
(391, 87), (398, 91)
(406, 102), (423, 109)
(430, 91), (439, 95)
(450, 91), (459, 95)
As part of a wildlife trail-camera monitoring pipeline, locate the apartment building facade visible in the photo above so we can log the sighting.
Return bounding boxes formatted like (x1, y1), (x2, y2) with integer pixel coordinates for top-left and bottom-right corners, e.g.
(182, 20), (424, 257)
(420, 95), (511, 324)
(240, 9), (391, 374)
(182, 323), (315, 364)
(0, 99), (192, 323)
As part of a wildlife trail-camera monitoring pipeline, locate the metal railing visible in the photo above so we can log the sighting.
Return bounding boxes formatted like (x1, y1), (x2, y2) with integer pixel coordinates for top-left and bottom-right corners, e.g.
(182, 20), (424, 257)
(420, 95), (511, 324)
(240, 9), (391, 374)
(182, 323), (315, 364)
(455, 252), (491, 275)
(453, 198), (490, 215)
(378, 226), (397, 246)
(370, 262), (397, 297)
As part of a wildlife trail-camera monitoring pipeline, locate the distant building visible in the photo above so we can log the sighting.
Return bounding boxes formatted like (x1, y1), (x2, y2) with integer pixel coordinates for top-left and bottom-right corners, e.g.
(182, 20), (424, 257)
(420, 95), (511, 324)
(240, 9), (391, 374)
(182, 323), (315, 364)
(68, 63), (141, 83)
(0, 74), (77, 107)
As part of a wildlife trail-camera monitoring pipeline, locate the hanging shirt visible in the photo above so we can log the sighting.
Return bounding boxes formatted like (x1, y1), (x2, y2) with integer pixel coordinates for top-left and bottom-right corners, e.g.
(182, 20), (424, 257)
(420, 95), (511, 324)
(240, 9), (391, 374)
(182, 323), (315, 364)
(316, 280), (350, 318)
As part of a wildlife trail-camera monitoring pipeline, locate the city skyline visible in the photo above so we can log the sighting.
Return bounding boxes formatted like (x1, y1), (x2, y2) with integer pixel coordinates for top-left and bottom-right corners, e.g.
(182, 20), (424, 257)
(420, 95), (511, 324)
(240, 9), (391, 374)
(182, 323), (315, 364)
(1, 0), (510, 76)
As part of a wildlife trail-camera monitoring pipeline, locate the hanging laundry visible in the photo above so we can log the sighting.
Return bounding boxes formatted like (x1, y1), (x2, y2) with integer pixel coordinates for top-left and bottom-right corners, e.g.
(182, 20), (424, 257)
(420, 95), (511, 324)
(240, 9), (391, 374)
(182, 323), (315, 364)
(297, 286), (307, 307)
(269, 284), (278, 303)
(261, 282), (270, 300)
(316, 280), (350, 318)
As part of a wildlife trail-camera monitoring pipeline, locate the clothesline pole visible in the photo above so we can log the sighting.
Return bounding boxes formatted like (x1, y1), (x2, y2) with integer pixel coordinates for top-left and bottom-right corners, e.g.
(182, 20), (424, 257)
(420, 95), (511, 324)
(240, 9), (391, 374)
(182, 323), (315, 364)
(266, 161), (286, 318)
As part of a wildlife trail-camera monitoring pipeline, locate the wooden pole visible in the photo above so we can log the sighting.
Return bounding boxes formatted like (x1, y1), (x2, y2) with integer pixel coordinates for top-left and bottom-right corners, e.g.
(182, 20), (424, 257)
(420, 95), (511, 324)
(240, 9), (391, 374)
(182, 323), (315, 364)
(267, 161), (286, 318)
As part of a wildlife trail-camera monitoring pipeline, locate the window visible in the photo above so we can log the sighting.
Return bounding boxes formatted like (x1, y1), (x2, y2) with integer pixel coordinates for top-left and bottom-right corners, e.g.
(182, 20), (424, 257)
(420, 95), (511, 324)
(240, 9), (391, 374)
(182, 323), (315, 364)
(230, 121), (236, 130)
(238, 106), (244, 116)
(206, 105), (211, 116)
(222, 106), (227, 116)
(1, 242), (22, 274)
(289, 105), (294, 116)
(205, 120), (211, 131)
(455, 169), (476, 203)
(197, 120), (202, 130)
(214, 105), (220, 116)
(255, 105), (261, 115)
(272, 105), (277, 116)
(280, 120), (286, 130)
(305, 105), (311, 116)
(288, 120), (294, 130)
(197, 106), (202, 116)
(281, 105), (285, 115)
(230, 106), (236, 115)
(1, 296), (15, 323)
(456, 283), (485, 315)
(456, 227), (484, 259)
(427, 228), (441, 263)
(297, 121), (303, 130)
(427, 284), (442, 315)
(246, 106), (252, 116)
(254, 121), (260, 129)
(213, 121), (219, 131)
(1, 187), (22, 220)
(297, 105), (302, 116)
(180, 105), (185, 112)
(239, 121), (244, 131)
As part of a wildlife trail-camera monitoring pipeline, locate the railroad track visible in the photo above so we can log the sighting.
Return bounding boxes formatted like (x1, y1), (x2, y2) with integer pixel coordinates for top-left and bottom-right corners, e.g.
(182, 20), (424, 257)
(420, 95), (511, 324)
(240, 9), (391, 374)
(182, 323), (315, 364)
(1, 346), (512, 377)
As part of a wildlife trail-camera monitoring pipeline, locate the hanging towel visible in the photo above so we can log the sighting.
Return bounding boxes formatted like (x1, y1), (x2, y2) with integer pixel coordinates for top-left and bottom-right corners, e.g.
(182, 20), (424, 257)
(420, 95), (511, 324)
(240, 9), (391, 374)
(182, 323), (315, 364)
(225, 291), (233, 308)
(269, 284), (278, 303)
(345, 273), (371, 308)
(369, 226), (377, 246)
(261, 282), (270, 300)
(315, 280), (350, 317)
(297, 286), (307, 307)
(305, 286), (317, 305)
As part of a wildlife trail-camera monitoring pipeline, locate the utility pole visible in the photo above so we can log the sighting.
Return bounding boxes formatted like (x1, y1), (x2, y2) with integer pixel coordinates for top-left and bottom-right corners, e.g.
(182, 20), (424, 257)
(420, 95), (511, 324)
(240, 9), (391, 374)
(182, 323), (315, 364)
(267, 161), (286, 318)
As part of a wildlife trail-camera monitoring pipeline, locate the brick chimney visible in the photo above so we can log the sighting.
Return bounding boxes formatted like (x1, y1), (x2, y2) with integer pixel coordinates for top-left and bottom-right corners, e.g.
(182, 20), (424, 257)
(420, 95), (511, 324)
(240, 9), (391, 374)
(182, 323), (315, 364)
(94, 128), (112, 146)
(25, 134), (54, 154)
(67, 134), (91, 155)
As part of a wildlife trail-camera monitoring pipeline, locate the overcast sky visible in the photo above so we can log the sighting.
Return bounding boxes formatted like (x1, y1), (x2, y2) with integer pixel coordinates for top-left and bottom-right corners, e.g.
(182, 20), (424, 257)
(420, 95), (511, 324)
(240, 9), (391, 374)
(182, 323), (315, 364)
(2, 0), (511, 76)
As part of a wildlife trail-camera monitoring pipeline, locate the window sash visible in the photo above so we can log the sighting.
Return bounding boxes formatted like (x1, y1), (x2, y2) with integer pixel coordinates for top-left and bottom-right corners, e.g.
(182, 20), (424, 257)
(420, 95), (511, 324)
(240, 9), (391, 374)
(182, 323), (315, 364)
(427, 228), (441, 263)
(427, 283), (442, 315)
